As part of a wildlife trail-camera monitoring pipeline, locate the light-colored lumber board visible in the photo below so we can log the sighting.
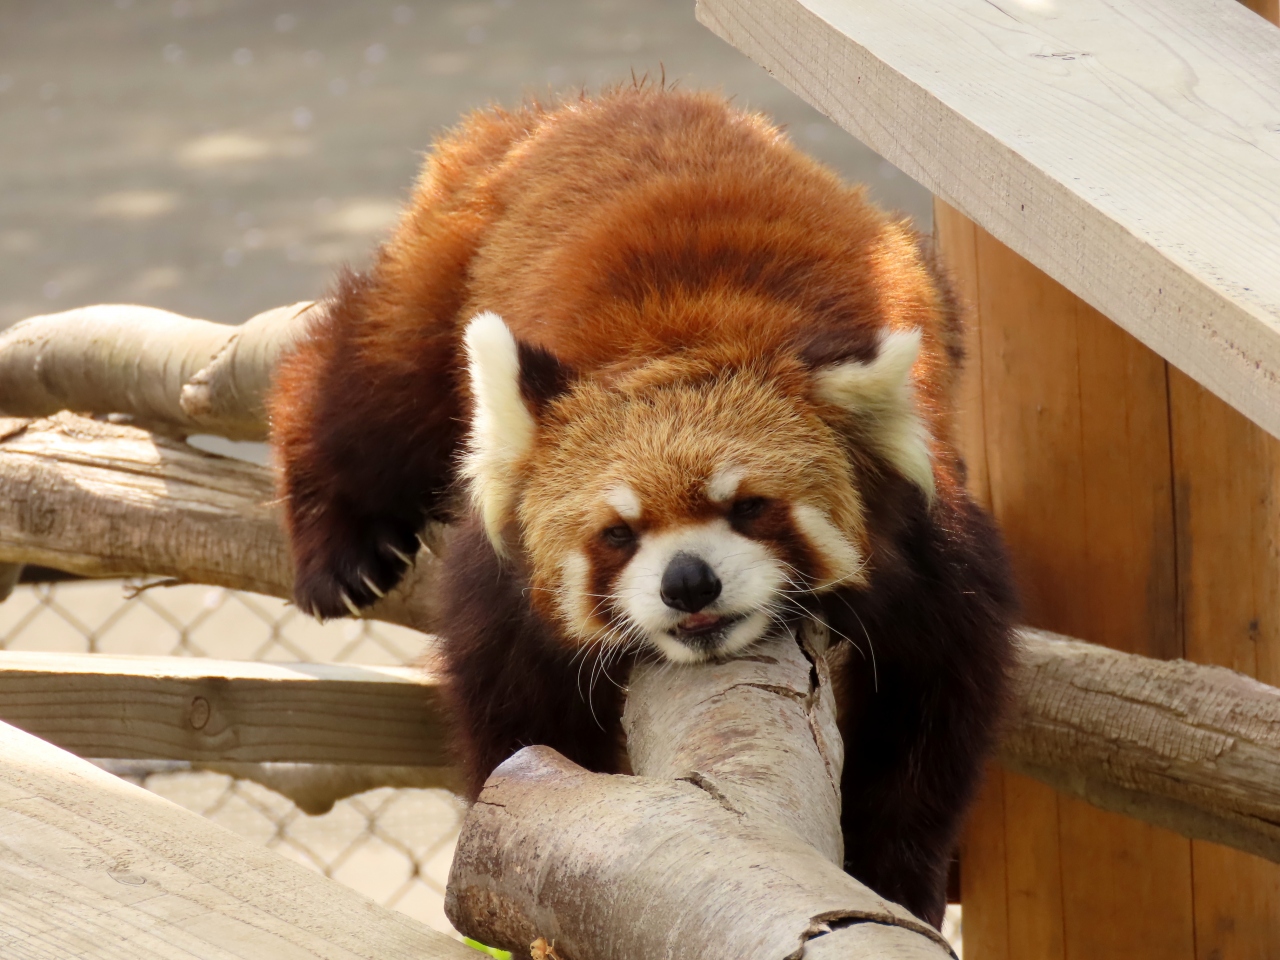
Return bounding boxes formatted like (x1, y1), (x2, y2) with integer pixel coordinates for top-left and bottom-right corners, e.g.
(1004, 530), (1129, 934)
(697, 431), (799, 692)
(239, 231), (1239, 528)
(698, 0), (1280, 440)
(0, 650), (448, 767)
(0, 718), (475, 960)
(937, 202), (1196, 960)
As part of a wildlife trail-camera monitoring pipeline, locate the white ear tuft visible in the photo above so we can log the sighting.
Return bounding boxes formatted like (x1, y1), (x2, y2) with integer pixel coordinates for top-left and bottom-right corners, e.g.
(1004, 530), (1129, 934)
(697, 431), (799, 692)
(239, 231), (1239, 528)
(460, 311), (537, 554)
(813, 328), (936, 501)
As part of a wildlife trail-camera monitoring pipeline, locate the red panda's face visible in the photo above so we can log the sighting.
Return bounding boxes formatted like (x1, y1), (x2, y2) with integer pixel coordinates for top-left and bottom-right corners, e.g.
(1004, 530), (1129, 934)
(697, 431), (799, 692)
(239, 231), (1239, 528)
(461, 312), (932, 663)
(519, 374), (868, 663)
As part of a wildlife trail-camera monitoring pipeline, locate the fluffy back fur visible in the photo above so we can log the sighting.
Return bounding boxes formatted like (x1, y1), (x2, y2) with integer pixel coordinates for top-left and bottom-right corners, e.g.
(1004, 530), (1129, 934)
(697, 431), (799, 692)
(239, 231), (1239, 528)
(268, 83), (1016, 929)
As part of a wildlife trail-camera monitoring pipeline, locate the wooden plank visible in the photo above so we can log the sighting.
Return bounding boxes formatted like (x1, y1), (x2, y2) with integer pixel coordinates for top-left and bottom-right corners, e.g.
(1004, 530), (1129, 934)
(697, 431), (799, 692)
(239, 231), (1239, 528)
(1168, 370), (1280, 957)
(0, 651), (448, 767)
(0, 718), (475, 959)
(697, 0), (1280, 439)
(937, 204), (1196, 960)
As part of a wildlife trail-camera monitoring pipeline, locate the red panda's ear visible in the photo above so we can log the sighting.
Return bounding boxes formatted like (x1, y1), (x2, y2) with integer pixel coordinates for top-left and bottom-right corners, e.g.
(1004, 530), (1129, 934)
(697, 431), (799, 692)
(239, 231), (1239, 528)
(807, 327), (936, 502)
(461, 312), (576, 554)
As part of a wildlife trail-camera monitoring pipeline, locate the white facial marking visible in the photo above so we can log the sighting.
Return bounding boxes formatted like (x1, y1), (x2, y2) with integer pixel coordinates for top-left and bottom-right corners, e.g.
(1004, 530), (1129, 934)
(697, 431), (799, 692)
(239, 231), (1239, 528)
(706, 464), (746, 504)
(460, 311), (537, 555)
(604, 483), (642, 521)
(557, 550), (593, 636)
(813, 327), (936, 501)
(791, 503), (865, 590)
(614, 519), (786, 663)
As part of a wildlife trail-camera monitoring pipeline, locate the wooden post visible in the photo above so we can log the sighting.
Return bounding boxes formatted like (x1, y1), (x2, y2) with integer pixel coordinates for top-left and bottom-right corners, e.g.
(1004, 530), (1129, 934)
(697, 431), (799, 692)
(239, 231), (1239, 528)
(937, 197), (1280, 958)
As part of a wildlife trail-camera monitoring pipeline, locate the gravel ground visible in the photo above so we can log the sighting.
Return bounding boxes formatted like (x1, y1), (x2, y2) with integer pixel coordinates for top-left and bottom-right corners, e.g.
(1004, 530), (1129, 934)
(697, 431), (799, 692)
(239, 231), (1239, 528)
(0, 0), (930, 330)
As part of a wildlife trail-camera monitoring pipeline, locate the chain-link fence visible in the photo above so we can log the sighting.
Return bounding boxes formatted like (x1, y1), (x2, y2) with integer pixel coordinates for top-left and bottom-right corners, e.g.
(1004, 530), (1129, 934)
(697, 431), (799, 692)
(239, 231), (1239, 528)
(0, 578), (467, 938)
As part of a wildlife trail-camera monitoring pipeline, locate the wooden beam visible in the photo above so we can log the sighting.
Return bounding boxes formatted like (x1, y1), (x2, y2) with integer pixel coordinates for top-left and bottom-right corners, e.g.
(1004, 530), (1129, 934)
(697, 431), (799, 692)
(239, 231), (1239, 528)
(0, 718), (476, 960)
(0, 650), (449, 767)
(696, 0), (1280, 439)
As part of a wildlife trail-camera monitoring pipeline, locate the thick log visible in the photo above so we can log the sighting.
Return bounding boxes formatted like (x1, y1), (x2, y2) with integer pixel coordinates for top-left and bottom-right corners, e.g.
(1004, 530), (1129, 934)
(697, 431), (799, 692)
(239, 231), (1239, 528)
(445, 632), (954, 958)
(0, 413), (434, 629)
(0, 718), (475, 960)
(1002, 628), (1280, 863)
(0, 302), (317, 441)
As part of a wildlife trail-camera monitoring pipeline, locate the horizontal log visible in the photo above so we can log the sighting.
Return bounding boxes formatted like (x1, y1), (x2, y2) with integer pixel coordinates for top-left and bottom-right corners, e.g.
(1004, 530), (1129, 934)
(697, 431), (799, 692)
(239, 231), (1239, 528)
(0, 718), (475, 960)
(0, 413), (436, 630)
(0, 302), (316, 441)
(697, 0), (1280, 439)
(1002, 628), (1280, 863)
(0, 651), (447, 768)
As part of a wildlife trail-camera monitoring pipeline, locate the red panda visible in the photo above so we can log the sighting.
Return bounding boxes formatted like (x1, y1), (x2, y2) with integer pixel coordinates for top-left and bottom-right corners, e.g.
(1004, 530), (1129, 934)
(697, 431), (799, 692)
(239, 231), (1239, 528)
(269, 84), (1016, 928)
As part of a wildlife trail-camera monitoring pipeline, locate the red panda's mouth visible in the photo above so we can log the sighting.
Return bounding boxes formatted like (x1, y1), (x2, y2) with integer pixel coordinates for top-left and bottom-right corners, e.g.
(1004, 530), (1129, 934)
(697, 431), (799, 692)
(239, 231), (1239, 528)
(674, 612), (744, 638)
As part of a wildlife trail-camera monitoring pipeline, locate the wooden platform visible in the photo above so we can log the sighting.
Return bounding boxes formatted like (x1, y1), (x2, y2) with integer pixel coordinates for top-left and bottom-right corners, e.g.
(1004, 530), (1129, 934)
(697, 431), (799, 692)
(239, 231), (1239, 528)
(0, 717), (474, 959)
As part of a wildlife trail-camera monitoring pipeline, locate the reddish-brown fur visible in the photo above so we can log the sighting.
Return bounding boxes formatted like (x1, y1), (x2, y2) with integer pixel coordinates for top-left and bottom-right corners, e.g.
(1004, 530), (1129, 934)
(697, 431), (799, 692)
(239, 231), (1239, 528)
(269, 84), (1016, 928)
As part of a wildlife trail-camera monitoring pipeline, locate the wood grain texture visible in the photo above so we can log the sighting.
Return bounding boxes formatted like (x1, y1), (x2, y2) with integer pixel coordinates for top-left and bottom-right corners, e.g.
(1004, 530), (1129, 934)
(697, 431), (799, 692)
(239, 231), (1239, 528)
(698, 0), (1280, 439)
(0, 302), (316, 441)
(936, 203), (1196, 960)
(0, 413), (435, 629)
(1167, 364), (1280, 956)
(0, 718), (476, 960)
(0, 650), (448, 767)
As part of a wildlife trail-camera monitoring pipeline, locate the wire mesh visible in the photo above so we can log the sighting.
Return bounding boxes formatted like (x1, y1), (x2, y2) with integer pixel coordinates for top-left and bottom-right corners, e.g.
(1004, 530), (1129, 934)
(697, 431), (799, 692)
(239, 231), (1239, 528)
(0, 578), (466, 938)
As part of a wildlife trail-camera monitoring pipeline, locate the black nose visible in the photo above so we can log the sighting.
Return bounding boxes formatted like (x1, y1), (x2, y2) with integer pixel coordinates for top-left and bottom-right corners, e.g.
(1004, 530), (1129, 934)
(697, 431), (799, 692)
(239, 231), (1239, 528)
(660, 552), (722, 613)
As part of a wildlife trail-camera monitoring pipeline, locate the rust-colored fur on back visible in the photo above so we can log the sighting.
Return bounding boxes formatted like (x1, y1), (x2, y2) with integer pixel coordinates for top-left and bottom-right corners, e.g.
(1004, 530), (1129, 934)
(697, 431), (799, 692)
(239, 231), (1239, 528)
(269, 84), (1015, 928)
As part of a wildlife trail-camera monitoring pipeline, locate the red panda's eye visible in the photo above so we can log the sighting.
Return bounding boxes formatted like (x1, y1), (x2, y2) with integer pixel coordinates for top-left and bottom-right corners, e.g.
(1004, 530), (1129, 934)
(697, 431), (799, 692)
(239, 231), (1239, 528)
(601, 524), (636, 548)
(730, 497), (768, 521)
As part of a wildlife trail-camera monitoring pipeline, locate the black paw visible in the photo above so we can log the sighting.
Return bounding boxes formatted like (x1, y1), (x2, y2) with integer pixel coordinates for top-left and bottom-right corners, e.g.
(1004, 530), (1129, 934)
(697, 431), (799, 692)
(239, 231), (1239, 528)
(292, 514), (421, 620)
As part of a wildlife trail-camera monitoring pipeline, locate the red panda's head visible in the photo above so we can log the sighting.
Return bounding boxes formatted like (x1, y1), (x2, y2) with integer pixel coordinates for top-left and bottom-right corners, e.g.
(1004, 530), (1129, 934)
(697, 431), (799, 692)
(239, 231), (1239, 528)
(460, 311), (933, 663)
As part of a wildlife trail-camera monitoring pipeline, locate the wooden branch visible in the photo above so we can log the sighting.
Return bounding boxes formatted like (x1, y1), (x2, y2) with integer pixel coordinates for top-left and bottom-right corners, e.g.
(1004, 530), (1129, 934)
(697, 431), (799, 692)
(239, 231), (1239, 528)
(1003, 628), (1280, 863)
(0, 718), (476, 960)
(0, 413), (435, 629)
(446, 632), (955, 959)
(697, 0), (1280, 439)
(0, 302), (316, 441)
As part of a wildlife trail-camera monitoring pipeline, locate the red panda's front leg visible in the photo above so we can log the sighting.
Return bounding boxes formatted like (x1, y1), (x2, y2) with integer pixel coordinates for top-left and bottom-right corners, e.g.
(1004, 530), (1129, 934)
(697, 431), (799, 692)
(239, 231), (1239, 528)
(826, 491), (1016, 928)
(433, 518), (629, 798)
(270, 268), (466, 619)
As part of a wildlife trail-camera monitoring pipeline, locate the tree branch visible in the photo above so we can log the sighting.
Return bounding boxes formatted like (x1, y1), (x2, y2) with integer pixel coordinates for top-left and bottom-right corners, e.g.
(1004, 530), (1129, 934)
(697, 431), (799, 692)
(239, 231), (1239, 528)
(0, 413), (434, 630)
(0, 302), (316, 441)
(1002, 628), (1280, 863)
(445, 631), (954, 960)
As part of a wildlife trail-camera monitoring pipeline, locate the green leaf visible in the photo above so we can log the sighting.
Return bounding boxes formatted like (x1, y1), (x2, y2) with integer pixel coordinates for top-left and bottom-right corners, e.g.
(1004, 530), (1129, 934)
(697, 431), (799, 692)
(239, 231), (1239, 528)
(464, 937), (513, 960)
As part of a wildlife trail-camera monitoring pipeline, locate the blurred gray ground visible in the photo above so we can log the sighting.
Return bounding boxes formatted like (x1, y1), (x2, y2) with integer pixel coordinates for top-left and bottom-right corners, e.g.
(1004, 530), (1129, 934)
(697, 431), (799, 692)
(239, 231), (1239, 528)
(0, 0), (930, 330)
